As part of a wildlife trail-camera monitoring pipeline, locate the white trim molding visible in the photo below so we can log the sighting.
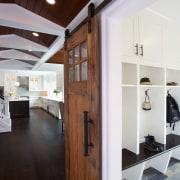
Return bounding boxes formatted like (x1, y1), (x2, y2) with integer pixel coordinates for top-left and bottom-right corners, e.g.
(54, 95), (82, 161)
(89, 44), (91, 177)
(100, 0), (156, 179)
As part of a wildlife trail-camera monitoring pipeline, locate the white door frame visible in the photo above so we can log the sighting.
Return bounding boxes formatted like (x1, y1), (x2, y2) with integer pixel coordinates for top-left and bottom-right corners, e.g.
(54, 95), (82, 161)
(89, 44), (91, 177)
(100, 0), (156, 179)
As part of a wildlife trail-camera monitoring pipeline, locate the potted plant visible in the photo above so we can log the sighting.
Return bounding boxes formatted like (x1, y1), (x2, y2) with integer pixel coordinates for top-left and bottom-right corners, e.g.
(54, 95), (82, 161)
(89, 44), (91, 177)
(53, 89), (60, 96)
(8, 90), (14, 99)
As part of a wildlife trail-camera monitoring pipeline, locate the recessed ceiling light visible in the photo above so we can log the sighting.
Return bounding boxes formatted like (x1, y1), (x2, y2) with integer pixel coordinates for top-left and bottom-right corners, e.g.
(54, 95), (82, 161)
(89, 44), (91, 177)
(32, 32), (39, 37)
(46, 0), (56, 5)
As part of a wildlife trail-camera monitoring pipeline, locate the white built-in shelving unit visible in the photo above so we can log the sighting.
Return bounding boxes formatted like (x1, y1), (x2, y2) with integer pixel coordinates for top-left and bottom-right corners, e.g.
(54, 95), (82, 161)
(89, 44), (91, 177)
(121, 6), (180, 180)
(122, 61), (180, 180)
(122, 62), (168, 154)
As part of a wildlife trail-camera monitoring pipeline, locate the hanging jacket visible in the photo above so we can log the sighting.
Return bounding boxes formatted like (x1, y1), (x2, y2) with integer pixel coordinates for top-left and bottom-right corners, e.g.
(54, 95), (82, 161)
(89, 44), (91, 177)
(167, 93), (180, 130)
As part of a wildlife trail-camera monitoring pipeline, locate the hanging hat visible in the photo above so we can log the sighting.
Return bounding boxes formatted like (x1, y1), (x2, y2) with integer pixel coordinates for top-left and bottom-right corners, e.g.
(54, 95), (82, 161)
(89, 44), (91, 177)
(140, 77), (152, 85)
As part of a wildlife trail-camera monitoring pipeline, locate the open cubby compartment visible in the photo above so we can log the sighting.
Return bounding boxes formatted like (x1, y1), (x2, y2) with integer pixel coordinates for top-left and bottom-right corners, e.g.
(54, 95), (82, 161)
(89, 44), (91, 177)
(144, 151), (172, 174)
(122, 135), (180, 180)
(139, 86), (166, 145)
(122, 151), (171, 180)
(142, 167), (168, 180)
(122, 162), (146, 180)
(122, 62), (137, 85)
(166, 87), (180, 136)
(139, 65), (164, 86)
(122, 86), (139, 154)
(166, 147), (180, 176)
(166, 68), (180, 86)
(171, 146), (180, 161)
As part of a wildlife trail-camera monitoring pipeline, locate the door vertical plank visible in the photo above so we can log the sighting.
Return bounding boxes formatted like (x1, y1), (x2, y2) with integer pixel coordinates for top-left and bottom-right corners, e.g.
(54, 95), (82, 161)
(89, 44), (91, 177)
(87, 16), (100, 180)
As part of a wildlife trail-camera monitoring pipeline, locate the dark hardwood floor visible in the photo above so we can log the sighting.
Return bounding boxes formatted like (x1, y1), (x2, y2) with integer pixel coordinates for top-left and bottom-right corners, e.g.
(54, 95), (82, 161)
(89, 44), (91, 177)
(0, 108), (65, 180)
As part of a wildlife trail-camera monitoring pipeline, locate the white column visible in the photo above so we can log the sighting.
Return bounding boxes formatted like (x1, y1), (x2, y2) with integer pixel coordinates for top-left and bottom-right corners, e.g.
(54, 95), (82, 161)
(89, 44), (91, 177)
(101, 11), (122, 180)
(100, 0), (156, 180)
(3, 96), (10, 118)
(0, 99), (2, 118)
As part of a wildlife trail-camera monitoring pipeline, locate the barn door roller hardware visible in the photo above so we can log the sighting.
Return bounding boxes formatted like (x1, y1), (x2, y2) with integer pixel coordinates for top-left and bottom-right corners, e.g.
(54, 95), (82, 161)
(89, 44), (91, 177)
(88, 3), (95, 33)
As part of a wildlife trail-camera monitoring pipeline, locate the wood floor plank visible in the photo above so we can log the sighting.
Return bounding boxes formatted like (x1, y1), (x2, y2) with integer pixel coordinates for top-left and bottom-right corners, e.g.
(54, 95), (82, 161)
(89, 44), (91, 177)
(0, 108), (65, 180)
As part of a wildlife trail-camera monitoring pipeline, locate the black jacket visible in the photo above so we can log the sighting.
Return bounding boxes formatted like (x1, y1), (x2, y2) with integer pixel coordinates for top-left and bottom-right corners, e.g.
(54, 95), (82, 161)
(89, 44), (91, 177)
(167, 93), (180, 130)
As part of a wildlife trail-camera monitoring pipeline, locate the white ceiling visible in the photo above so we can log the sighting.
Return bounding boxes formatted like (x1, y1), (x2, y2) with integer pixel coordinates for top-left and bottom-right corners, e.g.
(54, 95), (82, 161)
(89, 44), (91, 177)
(147, 0), (180, 25)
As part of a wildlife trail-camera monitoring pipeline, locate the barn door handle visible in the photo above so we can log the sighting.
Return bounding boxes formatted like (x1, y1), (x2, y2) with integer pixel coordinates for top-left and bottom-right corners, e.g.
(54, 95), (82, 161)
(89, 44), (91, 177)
(84, 111), (94, 156)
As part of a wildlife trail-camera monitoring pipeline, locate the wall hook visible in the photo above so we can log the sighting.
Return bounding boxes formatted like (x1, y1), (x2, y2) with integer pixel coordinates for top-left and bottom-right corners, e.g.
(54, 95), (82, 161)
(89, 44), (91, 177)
(167, 89), (171, 95)
(145, 89), (149, 95)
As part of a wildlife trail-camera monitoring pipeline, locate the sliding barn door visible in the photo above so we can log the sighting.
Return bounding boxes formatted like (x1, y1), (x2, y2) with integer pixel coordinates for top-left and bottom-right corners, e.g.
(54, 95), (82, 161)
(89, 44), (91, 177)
(64, 15), (100, 180)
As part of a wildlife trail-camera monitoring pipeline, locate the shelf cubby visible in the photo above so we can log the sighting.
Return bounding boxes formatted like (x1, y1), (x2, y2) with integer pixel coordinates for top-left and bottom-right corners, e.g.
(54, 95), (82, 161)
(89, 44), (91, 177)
(122, 62), (137, 85)
(139, 86), (166, 145)
(122, 134), (180, 180)
(122, 86), (138, 154)
(139, 65), (164, 86)
(166, 68), (180, 86)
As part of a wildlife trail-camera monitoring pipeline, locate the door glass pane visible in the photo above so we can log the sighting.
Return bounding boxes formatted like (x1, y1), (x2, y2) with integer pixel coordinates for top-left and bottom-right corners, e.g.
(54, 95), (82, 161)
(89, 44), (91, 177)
(68, 50), (73, 64)
(75, 65), (80, 81)
(68, 67), (73, 82)
(74, 46), (79, 62)
(81, 41), (87, 59)
(81, 62), (87, 81)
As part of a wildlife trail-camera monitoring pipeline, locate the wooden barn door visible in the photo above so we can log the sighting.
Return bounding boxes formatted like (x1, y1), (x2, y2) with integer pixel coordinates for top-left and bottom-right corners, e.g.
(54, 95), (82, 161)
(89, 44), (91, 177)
(64, 15), (100, 180)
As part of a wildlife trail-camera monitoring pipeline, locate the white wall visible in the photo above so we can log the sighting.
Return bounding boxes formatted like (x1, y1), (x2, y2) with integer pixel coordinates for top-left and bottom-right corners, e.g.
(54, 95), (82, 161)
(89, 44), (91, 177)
(56, 65), (64, 92)
(100, 0), (156, 179)
(0, 72), (4, 86)
(0, 69), (64, 98)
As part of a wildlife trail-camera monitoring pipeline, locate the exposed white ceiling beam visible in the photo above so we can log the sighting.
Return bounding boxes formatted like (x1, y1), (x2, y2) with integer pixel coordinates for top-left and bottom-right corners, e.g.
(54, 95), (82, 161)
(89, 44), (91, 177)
(0, 4), (65, 36)
(0, 34), (49, 52)
(0, 49), (40, 61)
(0, 59), (33, 70)
(33, 35), (65, 70)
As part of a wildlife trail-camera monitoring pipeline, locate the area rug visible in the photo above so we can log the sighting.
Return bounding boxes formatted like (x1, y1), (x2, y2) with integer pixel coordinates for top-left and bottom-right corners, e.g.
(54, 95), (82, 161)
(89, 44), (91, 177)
(142, 158), (180, 180)
(165, 158), (180, 179)
(142, 167), (167, 180)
